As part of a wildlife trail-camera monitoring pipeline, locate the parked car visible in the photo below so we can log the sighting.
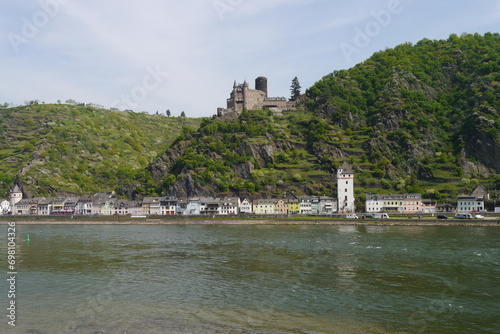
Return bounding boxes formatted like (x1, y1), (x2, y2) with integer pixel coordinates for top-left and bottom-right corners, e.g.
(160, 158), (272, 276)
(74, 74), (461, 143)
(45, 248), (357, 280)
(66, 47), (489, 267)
(437, 215), (448, 219)
(346, 213), (359, 219)
(474, 215), (484, 219)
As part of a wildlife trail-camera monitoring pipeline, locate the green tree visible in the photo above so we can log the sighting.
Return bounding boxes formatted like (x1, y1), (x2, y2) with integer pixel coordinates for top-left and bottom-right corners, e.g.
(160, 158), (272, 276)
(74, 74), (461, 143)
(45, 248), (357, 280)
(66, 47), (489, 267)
(290, 76), (301, 101)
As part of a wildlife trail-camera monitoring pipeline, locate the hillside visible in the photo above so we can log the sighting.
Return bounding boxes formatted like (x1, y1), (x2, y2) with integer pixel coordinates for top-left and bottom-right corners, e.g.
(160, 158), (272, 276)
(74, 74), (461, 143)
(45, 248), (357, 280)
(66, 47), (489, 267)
(137, 33), (500, 203)
(0, 104), (202, 197)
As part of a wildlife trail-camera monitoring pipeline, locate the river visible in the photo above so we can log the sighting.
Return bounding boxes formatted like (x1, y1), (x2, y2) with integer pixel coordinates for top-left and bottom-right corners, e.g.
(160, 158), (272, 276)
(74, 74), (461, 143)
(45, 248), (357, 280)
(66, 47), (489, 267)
(1, 224), (499, 333)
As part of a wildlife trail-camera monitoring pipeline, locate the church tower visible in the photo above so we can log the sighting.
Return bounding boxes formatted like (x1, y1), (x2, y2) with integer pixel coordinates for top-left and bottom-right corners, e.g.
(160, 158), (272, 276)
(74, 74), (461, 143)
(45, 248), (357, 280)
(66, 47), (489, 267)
(9, 184), (23, 207)
(337, 162), (355, 213)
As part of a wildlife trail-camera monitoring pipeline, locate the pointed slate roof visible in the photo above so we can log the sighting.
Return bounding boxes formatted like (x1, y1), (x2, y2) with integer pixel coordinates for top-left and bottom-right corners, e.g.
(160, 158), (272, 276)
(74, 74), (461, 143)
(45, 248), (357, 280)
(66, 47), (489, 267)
(339, 162), (353, 174)
(11, 185), (21, 193)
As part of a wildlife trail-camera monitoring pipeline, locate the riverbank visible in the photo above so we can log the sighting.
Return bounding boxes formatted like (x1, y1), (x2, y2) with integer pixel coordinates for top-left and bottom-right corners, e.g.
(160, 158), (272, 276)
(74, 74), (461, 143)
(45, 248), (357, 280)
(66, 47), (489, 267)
(1, 217), (499, 226)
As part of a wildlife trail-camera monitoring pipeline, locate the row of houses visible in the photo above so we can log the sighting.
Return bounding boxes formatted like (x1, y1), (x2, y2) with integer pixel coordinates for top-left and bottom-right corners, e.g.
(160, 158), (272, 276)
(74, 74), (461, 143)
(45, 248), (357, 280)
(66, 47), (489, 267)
(1, 193), (339, 217)
(1, 192), (489, 217)
(365, 185), (490, 214)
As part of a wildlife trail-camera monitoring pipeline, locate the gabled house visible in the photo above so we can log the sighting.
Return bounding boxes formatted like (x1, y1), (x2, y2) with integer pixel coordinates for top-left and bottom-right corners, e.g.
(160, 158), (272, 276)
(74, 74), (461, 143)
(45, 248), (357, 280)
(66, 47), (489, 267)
(240, 198), (253, 214)
(29, 197), (45, 215)
(176, 198), (188, 215)
(186, 198), (201, 215)
(101, 198), (117, 216)
(285, 192), (300, 215)
(38, 198), (54, 216)
(275, 199), (288, 215)
(299, 197), (312, 214)
(471, 185), (489, 200)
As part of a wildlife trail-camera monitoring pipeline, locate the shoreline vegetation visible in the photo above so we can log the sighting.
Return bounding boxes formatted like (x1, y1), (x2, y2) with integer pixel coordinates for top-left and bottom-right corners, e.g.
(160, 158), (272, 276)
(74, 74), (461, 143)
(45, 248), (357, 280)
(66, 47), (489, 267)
(1, 216), (499, 227)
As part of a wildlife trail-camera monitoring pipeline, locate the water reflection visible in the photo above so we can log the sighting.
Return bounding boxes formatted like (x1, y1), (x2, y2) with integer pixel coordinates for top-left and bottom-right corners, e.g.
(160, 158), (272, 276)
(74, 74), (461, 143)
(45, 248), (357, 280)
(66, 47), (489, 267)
(0, 224), (498, 333)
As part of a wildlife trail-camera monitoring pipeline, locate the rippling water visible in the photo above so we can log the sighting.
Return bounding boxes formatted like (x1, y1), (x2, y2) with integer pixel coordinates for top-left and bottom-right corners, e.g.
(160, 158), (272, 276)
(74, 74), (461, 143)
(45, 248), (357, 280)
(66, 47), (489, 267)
(1, 224), (499, 333)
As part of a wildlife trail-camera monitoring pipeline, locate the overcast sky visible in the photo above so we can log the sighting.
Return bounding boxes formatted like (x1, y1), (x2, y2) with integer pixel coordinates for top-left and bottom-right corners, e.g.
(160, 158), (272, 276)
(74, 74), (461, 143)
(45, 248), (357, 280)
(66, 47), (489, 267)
(1, 0), (499, 117)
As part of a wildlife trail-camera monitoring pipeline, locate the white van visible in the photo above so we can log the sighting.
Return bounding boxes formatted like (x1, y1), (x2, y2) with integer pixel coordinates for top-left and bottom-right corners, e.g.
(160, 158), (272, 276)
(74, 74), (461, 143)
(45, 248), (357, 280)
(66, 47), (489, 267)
(374, 213), (390, 219)
(454, 213), (472, 219)
(346, 213), (359, 219)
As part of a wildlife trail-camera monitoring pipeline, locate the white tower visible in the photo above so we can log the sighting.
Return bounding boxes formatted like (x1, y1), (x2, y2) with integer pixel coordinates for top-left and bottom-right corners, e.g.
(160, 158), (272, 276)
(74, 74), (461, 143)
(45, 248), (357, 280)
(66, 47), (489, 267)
(9, 185), (23, 207)
(337, 162), (355, 213)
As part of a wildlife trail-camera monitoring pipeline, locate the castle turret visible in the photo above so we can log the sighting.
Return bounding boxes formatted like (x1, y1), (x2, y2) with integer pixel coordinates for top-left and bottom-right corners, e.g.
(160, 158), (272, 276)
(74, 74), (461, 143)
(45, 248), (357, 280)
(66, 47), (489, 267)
(255, 76), (268, 97)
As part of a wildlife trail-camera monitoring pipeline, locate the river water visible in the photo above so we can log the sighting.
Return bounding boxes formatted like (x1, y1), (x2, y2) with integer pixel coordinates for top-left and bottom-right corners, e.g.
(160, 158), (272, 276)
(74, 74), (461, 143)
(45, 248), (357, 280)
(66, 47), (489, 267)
(1, 224), (499, 334)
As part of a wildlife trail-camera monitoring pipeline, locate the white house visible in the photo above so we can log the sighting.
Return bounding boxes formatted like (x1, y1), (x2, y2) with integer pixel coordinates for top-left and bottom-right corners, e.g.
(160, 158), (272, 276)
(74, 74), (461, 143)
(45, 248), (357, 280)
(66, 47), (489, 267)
(219, 197), (240, 215)
(185, 198), (201, 215)
(299, 197), (312, 214)
(12, 199), (30, 215)
(0, 199), (11, 215)
(76, 197), (93, 215)
(38, 198), (53, 216)
(176, 198), (188, 215)
(457, 195), (484, 213)
(366, 194), (384, 213)
(240, 198), (253, 214)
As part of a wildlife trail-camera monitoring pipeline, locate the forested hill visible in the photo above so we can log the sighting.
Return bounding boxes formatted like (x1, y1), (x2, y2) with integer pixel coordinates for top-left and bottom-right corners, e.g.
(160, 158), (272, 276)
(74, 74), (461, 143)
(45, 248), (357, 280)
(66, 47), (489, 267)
(0, 105), (201, 197)
(304, 33), (499, 174)
(138, 33), (500, 202)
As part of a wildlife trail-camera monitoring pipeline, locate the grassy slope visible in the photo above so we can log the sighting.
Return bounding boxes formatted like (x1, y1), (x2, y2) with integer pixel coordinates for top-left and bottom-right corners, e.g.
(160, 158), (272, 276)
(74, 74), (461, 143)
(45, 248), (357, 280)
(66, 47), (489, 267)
(0, 104), (202, 197)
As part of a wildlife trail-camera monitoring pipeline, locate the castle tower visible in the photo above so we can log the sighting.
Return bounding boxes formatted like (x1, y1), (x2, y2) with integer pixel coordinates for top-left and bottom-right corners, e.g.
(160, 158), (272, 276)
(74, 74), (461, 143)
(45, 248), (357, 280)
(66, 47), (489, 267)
(255, 76), (268, 97)
(9, 184), (23, 207)
(337, 162), (355, 213)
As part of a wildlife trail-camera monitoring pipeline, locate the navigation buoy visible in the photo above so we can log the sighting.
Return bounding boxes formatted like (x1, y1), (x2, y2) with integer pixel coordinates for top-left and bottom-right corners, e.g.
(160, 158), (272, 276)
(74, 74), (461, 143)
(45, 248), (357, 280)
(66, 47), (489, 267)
(26, 234), (30, 244)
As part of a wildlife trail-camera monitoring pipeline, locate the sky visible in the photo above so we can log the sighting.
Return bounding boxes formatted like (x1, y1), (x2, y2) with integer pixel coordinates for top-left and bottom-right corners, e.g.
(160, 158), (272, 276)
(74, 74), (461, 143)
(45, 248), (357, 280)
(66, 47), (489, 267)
(1, 0), (499, 118)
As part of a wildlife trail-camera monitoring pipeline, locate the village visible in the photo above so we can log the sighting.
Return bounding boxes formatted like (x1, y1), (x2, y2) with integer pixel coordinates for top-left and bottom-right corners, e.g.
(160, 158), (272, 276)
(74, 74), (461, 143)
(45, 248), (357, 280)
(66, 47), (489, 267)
(1, 163), (495, 217)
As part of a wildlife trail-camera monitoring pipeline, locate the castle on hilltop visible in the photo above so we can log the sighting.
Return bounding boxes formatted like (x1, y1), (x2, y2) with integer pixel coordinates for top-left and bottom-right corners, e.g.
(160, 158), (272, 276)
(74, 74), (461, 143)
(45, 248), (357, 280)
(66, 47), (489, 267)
(217, 76), (296, 116)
